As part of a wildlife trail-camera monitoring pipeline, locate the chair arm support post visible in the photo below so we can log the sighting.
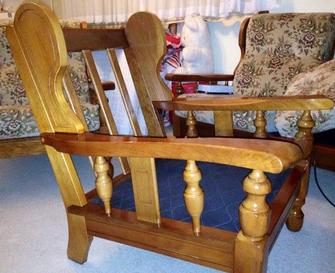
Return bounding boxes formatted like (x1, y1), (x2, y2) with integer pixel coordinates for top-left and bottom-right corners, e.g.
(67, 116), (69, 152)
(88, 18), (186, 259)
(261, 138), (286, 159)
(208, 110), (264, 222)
(254, 111), (267, 138)
(94, 156), (113, 216)
(183, 160), (204, 236)
(234, 169), (272, 273)
(186, 111), (198, 137)
(295, 110), (315, 157)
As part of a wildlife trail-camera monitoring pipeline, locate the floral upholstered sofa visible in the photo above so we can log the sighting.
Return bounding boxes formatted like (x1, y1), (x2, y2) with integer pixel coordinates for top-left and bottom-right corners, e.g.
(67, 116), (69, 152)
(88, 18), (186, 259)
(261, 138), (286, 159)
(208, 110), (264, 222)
(178, 12), (335, 137)
(0, 23), (100, 140)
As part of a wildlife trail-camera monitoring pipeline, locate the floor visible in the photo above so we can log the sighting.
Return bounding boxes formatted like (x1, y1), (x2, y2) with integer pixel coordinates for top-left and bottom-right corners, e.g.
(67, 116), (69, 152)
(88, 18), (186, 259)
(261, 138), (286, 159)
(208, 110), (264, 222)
(0, 155), (334, 273)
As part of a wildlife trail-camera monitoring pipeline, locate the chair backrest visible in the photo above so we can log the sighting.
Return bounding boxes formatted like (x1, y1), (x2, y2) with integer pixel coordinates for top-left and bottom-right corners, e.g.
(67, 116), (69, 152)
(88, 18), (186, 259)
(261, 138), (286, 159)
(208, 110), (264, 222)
(233, 13), (335, 97)
(7, 2), (85, 134)
(124, 12), (172, 136)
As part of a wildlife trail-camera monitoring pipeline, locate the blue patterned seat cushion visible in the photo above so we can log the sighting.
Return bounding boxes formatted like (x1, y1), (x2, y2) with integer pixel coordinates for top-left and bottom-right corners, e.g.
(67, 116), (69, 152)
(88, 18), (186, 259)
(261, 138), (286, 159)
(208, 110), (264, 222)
(92, 159), (289, 232)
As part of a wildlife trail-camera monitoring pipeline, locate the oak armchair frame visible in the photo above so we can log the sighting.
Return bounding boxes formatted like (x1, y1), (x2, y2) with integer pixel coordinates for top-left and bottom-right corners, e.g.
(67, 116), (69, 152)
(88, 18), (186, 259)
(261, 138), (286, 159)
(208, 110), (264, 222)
(8, 3), (334, 273)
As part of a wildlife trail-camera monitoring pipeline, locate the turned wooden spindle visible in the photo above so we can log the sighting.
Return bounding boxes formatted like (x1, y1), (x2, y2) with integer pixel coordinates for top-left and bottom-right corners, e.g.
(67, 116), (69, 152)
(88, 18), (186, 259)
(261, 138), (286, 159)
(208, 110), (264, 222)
(295, 110), (315, 158)
(286, 111), (314, 231)
(234, 169), (272, 273)
(295, 110), (314, 141)
(286, 160), (310, 232)
(183, 160), (204, 236)
(94, 156), (113, 216)
(254, 110), (267, 138)
(186, 111), (198, 138)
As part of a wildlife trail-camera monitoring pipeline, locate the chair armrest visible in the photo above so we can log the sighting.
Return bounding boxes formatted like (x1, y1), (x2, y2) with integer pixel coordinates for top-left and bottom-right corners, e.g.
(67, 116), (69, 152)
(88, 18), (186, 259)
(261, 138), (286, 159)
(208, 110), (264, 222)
(101, 81), (115, 91)
(165, 73), (235, 82)
(153, 95), (334, 111)
(41, 132), (303, 173)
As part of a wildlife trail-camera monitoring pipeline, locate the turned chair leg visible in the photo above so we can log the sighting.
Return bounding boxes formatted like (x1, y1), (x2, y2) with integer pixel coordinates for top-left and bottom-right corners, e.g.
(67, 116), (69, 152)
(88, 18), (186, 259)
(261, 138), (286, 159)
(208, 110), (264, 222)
(287, 111), (314, 232)
(286, 161), (310, 232)
(234, 170), (271, 273)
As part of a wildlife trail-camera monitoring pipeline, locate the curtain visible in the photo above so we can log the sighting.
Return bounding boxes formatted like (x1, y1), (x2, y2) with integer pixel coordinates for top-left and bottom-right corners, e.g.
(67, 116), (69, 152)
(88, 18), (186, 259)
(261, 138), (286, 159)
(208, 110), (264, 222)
(53, 0), (280, 24)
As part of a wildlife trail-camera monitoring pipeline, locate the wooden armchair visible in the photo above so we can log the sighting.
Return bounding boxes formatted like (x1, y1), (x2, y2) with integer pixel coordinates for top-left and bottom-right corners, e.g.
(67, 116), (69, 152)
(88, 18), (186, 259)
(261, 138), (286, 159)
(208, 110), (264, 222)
(9, 3), (334, 273)
(166, 12), (335, 170)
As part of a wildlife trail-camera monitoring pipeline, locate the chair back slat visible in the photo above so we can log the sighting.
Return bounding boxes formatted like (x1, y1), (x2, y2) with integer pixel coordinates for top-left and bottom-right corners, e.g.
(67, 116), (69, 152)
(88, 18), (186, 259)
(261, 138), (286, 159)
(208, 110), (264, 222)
(82, 49), (130, 174)
(107, 48), (143, 136)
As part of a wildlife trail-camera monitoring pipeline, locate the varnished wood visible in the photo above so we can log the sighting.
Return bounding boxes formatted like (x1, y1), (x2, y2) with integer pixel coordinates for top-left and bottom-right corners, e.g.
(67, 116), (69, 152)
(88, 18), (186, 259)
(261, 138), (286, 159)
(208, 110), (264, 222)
(41, 132), (303, 174)
(10, 3), (92, 263)
(154, 95), (334, 112)
(63, 28), (128, 52)
(68, 203), (236, 272)
(254, 111), (267, 138)
(214, 111), (233, 136)
(124, 11), (172, 137)
(101, 81), (115, 91)
(94, 156), (113, 216)
(183, 160), (204, 236)
(82, 50), (130, 174)
(129, 157), (161, 224)
(267, 165), (303, 251)
(234, 170), (272, 273)
(165, 73), (235, 82)
(295, 111), (315, 157)
(107, 48), (142, 136)
(314, 144), (335, 171)
(0, 137), (44, 158)
(286, 160), (310, 231)
(11, 4), (322, 272)
(186, 111), (198, 137)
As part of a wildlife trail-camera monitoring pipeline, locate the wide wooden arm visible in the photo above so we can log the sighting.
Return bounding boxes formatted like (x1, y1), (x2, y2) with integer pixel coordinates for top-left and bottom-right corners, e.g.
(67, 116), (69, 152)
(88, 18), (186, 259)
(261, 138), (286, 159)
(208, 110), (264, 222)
(41, 132), (302, 173)
(153, 95), (334, 111)
(165, 73), (235, 82)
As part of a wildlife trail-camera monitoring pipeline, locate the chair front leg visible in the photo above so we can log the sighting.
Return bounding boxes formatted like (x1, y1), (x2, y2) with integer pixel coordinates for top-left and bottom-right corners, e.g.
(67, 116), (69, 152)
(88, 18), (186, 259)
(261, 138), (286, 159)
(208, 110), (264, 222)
(287, 111), (314, 231)
(234, 169), (271, 273)
(286, 160), (310, 232)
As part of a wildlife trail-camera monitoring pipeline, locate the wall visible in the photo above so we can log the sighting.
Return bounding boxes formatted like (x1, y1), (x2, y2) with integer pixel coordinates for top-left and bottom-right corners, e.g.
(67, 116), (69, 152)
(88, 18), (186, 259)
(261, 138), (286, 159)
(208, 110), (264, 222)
(210, 0), (335, 73)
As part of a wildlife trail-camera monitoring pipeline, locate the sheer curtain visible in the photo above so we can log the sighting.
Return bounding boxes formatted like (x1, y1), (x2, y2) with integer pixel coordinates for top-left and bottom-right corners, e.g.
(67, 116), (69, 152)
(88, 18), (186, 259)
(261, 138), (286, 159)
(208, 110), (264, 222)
(54, 0), (280, 24)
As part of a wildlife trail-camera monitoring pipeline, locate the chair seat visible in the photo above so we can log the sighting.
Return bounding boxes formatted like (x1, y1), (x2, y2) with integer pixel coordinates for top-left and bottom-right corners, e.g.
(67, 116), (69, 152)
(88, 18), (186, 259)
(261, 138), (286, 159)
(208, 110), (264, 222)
(92, 159), (289, 232)
(0, 103), (100, 139)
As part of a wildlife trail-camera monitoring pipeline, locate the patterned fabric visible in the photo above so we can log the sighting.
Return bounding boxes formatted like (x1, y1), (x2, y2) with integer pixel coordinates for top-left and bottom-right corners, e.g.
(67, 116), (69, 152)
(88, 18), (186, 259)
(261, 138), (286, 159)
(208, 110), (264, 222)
(0, 103), (100, 139)
(0, 26), (14, 66)
(0, 105), (39, 138)
(176, 13), (335, 135)
(275, 59), (335, 138)
(232, 13), (335, 133)
(233, 13), (335, 97)
(0, 25), (100, 139)
(67, 52), (90, 103)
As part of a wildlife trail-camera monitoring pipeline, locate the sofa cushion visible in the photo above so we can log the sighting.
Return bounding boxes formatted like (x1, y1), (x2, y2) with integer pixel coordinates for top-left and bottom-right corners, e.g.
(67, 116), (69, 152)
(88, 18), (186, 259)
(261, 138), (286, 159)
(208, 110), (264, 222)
(233, 13), (335, 97)
(0, 103), (100, 139)
(275, 59), (335, 138)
